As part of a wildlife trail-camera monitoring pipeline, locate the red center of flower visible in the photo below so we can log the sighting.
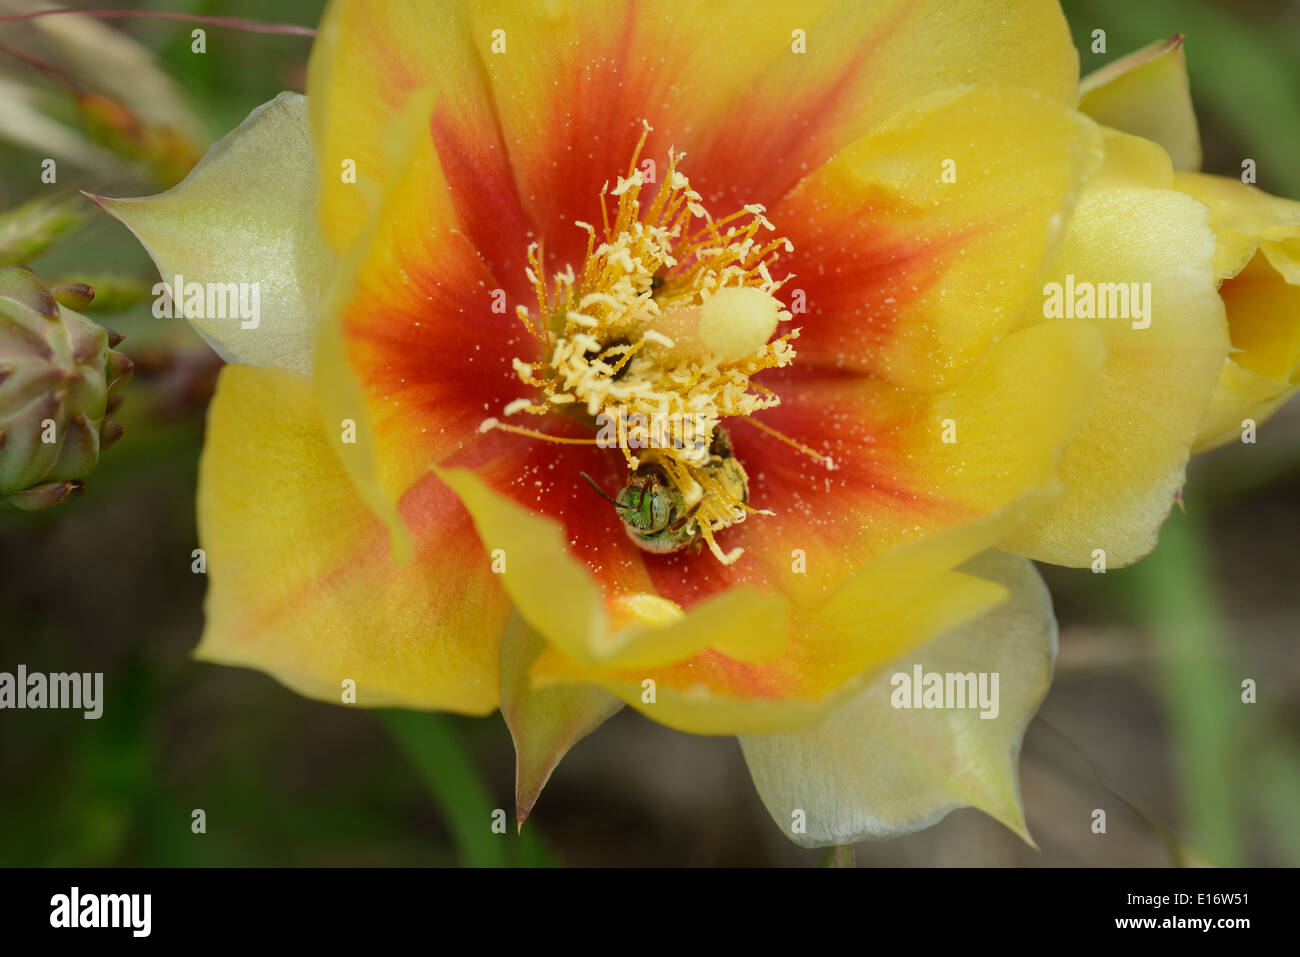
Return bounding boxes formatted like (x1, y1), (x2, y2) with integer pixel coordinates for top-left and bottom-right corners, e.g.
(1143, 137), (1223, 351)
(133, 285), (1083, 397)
(480, 124), (831, 564)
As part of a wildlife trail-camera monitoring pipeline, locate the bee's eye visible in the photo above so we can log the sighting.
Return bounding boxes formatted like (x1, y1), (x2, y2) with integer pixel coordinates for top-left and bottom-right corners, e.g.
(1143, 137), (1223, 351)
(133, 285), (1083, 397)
(647, 493), (671, 532)
(615, 483), (673, 533)
(615, 485), (648, 527)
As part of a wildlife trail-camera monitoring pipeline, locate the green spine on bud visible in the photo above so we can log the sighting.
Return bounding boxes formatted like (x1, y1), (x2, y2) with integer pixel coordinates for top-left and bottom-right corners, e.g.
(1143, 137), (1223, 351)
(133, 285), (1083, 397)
(47, 274), (154, 313)
(0, 266), (132, 510)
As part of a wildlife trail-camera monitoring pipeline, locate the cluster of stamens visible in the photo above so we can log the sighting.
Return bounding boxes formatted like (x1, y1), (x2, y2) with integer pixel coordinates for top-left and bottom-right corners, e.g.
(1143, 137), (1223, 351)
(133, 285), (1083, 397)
(481, 123), (826, 562)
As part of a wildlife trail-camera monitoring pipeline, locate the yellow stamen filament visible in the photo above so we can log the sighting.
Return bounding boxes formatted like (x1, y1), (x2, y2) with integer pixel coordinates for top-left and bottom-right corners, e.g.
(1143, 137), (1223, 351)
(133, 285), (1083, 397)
(478, 418), (601, 446)
(739, 417), (836, 471)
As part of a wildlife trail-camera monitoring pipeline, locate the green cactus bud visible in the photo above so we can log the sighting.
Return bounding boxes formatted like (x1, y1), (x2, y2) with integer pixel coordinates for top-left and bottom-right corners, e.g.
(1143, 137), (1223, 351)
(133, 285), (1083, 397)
(0, 266), (132, 510)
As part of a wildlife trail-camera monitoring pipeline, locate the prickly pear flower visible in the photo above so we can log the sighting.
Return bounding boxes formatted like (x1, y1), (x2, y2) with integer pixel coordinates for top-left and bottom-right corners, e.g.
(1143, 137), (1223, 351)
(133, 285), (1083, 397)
(1078, 36), (1300, 454)
(98, 0), (1236, 847)
(0, 266), (131, 509)
(1180, 175), (1300, 451)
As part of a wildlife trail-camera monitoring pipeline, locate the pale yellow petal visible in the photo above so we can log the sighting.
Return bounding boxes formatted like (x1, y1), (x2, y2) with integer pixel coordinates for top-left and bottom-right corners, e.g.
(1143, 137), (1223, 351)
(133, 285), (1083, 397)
(196, 365), (506, 712)
(94, 93), (331, 373)
(1079, 36), (1201, 171)
(739, 550), (1054, 846)
(1005, 140), (1228, 567)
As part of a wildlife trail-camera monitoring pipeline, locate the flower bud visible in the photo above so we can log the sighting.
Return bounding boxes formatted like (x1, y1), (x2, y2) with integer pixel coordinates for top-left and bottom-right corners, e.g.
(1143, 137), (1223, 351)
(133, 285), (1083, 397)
(0, 266), (131, 510)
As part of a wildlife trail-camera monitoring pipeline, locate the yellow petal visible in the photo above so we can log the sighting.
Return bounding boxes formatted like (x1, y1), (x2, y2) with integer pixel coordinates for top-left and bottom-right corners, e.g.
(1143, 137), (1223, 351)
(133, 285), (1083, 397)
(1194, 355), (1298, 453)
(527, 494), (1064, 736)
(437, 465), (789, 670)
(501, 613), (622, 824)
(308, 0), (1079, 267)
(307, 1), (521, 256)
(196, 364), (506, 712)
(1004, 137), (1228, 567)
(436, 464), (608, 662)
(739, 549), (1054, 845)
(780, 84), (1103, 390)
(94, 94), (330, 373)
(1085, 125), (1176, 192)
(1079, 36), (1201, 172)
(737, 318), (1104, 607)
(1263, 236), (1300, 287)
(466, 0), (1079, 243)
(1218, 249), (1300, 382)
(532, 569), (1008, 737)
(1167, 174), (1300, 452)
(311, 88), (483, 562)
(1193, 249), (1300, 451)
(1175, 172), (1300, 280)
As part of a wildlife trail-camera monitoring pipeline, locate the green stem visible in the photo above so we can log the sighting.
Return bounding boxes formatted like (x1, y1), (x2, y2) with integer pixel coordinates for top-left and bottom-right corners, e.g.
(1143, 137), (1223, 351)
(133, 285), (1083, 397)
(380, 710), (509, 868)
(1131, 511), (1243, 865)
(824, 844), (855, 868)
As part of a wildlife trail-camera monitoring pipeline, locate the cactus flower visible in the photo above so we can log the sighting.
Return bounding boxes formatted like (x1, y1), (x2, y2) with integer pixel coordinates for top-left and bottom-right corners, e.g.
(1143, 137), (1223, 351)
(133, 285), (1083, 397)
(1179, 174), (1300, 451)
(98, 0), (1241, 848)
(1078, 35), (1300, 453)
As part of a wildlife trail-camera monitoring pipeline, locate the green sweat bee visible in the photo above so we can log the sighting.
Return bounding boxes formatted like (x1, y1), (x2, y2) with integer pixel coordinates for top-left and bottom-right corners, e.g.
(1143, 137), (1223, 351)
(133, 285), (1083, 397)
(582, 428), (749, 554)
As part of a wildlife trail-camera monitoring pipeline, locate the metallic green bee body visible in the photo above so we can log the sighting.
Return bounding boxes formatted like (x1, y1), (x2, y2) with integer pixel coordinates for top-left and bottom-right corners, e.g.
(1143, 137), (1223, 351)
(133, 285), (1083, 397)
(615, 467), (696, 553)
(583, 428), (749, 556)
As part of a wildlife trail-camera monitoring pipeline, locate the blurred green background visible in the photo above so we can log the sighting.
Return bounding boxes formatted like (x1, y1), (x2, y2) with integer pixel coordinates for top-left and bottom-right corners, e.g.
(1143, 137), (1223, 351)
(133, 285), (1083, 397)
(0, 0), (1297, 867)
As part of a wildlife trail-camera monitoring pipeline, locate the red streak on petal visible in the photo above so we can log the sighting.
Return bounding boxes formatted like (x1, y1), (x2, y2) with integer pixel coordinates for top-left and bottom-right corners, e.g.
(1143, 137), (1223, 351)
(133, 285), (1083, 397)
(776, 197), (955, 377)
(430, 110), (538, 302)
(679, 3), (912, 210)
(685, 53), (866, 211)
(343, 222), (538, 468)
(519, 9), (670, 271)
(654, 647), (799, 701)
(241, 469), (496, 634)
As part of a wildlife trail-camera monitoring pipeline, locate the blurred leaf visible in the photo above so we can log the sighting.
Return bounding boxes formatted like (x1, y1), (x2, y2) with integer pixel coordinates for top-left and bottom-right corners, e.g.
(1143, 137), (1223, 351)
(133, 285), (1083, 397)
(0, 75), (128, 173)
(1129, 510), (1244, 865)
(0, 0), (204, 141)
(1255, 745), (1300, 866)
(0, 192), (86, 265)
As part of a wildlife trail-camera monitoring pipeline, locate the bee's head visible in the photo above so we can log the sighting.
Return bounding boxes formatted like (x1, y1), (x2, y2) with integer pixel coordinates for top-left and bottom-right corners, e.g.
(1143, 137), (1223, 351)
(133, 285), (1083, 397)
(615, 471), (673, 533)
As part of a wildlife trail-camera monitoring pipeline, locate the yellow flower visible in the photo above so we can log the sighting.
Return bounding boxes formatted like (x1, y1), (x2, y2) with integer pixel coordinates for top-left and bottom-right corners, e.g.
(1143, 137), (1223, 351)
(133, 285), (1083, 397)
(97, 1), (1230, 847)
(1078, 35), (1300, 453)
(1180, 175), (1300, 451)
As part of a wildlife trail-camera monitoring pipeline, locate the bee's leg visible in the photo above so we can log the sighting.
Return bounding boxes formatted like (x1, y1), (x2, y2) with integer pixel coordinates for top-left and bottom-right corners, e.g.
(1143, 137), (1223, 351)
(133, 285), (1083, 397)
(668, 499), (704, 533)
